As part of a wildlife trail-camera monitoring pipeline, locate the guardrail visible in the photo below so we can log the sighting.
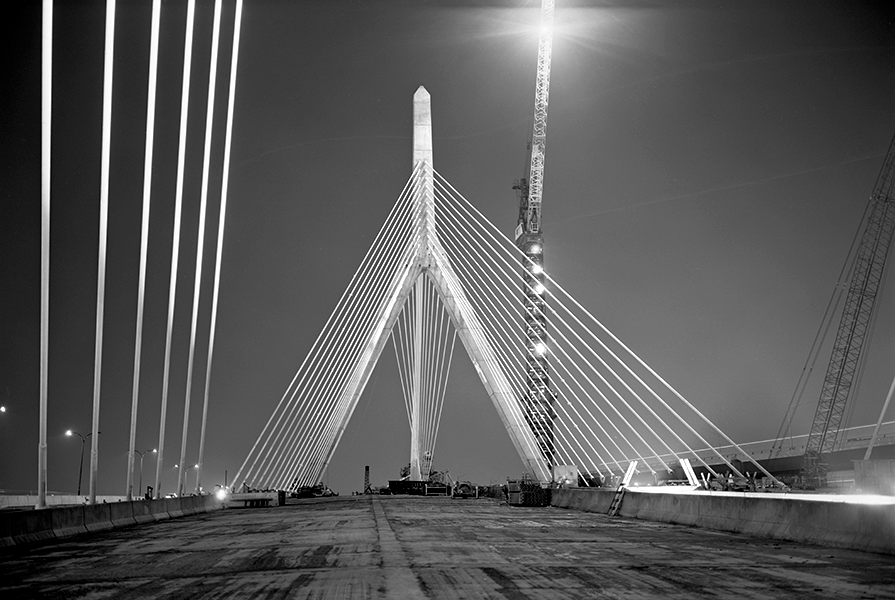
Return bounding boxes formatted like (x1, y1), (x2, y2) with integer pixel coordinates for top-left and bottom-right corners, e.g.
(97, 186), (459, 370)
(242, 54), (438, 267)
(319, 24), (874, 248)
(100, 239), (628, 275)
(0, 495), (222, 549)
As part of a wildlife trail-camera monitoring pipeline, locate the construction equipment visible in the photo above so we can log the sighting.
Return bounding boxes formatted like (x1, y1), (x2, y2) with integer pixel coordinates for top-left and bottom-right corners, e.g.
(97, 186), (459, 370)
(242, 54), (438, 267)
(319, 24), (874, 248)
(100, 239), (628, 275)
(515, 0), (556, 472)
(799, 131), (895, 487)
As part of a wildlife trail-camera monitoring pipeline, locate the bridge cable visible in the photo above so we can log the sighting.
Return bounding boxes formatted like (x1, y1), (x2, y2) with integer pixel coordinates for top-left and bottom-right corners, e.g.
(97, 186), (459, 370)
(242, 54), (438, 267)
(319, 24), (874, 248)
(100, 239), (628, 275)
(126, 0), (162, 502)
(89, 0), (117, 505)
(232, 169), (419, 488)
(196, 0), (245, 496)
(155, 0), (197, 499)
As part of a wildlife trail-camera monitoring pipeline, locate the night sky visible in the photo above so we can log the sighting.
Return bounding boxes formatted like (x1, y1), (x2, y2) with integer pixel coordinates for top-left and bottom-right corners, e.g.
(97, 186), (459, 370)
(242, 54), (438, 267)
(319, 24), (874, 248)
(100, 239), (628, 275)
(3, 0), (895, 497)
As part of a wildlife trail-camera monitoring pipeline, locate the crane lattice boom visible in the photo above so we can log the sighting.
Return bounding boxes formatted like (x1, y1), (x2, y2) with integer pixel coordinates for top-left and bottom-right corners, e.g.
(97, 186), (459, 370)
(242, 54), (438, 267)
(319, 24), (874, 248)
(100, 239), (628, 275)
(523, 0), (554, 237)
(800, 131), (895, 487)
(515, 0), (556, 469)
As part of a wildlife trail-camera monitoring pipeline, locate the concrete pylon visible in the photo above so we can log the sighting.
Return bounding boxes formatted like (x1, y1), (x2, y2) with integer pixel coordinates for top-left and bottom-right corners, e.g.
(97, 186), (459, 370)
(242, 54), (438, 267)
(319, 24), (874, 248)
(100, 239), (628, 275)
(317, 88), (549, 484)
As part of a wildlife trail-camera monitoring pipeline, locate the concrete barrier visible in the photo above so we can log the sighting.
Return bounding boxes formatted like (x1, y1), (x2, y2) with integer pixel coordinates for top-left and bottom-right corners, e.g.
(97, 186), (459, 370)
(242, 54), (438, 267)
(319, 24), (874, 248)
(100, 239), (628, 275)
(181, 496), (200, 516)
(83, 503), (114, 533)
(552, 487), (895, 555)
(551, 487), (615, 513)
(165, 497), (185, 519)
(0, 511), (14, 547)
(9, 509), (56, 545)
(0, 495), (223, 549)
(109, 501), (136, 528)
(0, 495), (128, 509)
(150, 498), (171, 521)
(195, 495), (209, 513)
(132, 499), (154, 524)
(201, 494), (221, 513)
(50, 505), (86, 538)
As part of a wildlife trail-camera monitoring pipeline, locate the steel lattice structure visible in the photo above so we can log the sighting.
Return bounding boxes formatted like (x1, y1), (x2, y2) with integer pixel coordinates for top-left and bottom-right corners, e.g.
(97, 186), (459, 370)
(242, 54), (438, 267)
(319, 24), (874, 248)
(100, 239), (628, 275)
(514, 0), (556, 471)
(801, 131), (895, 486)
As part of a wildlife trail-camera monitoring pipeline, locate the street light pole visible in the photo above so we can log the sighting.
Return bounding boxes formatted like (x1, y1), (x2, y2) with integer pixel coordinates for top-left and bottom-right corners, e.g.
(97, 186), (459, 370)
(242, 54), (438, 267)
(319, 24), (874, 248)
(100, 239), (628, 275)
(66, 430), (96, 497)
(175, 463), (198, 496)
(135, 448), (157, 498)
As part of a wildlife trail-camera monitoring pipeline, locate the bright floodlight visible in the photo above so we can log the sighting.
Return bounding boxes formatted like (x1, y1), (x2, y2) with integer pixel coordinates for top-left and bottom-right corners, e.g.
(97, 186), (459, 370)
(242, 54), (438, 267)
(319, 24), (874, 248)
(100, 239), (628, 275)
(0, 406), (6, 413)
(530, 244), (541, 254)
(531, 264), (543, 274)
(66, 430), (72, 436)
(216, 488), (228, 501)
(535, 283), (546, 294)
(534, 342), (547, 356)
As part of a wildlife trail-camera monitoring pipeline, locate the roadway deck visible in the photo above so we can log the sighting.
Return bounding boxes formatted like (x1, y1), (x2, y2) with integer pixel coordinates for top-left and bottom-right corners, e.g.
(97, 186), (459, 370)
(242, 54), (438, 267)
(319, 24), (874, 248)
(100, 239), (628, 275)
(2, 495), (894, 599)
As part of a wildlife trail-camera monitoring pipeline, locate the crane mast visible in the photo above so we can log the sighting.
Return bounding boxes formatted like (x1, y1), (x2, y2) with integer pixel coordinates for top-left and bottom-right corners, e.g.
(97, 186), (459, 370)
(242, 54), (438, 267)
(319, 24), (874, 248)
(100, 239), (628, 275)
(515, 0), (555, 473)
(516, 0), (554, 239)
(800, 131), (895, 488)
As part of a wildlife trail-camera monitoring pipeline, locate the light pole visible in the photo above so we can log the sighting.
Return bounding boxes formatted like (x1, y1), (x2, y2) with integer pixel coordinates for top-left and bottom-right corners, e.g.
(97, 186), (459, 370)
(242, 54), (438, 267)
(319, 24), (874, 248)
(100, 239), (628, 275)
(135, 449), (157, 498)
(175, 464), (198, 496)
(66, 430), (99, 496)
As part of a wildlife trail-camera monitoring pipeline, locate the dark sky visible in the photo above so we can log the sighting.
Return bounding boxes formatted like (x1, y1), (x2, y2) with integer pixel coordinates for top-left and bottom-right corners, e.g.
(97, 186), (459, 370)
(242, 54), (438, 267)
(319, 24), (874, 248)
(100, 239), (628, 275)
(3, 0), (895, 496)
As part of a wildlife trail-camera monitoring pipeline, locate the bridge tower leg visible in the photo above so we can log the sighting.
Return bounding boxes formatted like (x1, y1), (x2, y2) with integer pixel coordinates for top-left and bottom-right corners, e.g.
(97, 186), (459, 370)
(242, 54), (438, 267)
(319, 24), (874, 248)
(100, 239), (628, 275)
(317, 88), (550, 485)
(409, 275), (424, 481)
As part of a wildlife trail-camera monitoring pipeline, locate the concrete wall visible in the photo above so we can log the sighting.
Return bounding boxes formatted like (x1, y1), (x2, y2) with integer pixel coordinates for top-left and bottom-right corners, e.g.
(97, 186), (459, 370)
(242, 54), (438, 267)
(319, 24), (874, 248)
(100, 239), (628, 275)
(551, 487), (895, 555)
(551, 487), (617, 513)
(854, 459), (895, 495)
(0, 495), (128, 509)
(0, 495), (222, 549)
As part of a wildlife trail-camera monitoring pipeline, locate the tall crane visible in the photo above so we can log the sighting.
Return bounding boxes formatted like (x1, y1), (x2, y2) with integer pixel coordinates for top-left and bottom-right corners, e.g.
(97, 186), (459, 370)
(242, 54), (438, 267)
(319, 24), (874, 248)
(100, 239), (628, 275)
(800, 131), (895, 488)
(514, 0), (556, 474)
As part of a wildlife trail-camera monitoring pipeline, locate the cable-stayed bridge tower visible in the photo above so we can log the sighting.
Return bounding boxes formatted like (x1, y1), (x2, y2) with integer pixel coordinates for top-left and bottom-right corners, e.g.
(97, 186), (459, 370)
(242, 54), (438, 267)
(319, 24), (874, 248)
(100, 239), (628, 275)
(314, 87), (546, 483)
(406, 87), (546, 480)
(235, 87), (783, 494)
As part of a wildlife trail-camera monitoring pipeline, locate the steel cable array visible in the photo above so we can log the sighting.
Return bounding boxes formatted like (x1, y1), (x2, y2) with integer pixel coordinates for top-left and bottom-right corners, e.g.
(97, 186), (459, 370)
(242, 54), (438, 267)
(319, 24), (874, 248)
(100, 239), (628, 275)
(234, 166), (778, 490)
